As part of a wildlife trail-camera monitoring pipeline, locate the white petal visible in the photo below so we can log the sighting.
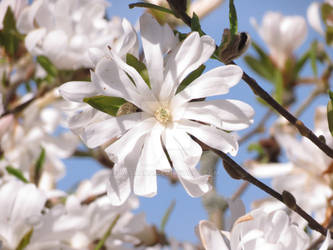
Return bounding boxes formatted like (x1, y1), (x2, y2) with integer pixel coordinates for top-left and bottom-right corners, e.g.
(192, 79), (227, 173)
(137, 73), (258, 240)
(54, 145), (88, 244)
(59, 81), (97, 102)
(307, 2), (324, 35)
(105, 117), (156, 163)
(107, 163), (132, 206)
(17, 0), (43, 33)
(133, 126), (164, 197)
(178, 119), (239, 156)
(163, 128), (211, 197)
(133, 123), (171, 197)
(11, 183), (46, 221)
(95, 57), (132, 99)
(172, 65), (243, 107)
(107, 135), (145, 206)
(110, 51), (152, 100)
(24, 28), (46, 53)
(162, 32), (215, 101)
(199, 220), (230, 250)
(319, 231), (332, 250)
(182, 99), (254, 131)
(140, 13), (164, 95)
(83, 112), (143, 148)
(114, 18), (139, 58)
(42, 29), (69, 57)
(67, 105), (98, 130)
(88, 47), (104, 66)
(280, 16), (307, 53)
(227, 199), (245, 230)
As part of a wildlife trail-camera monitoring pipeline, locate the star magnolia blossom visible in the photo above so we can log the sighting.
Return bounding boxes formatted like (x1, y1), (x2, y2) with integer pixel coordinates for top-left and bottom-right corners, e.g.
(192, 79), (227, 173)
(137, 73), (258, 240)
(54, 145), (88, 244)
(17, 0), (133, 70)
(199, 208), (332, 250)
(248, 107), (333, 228)
(60, 14), (254, 205)
(251, 12), (307, 69)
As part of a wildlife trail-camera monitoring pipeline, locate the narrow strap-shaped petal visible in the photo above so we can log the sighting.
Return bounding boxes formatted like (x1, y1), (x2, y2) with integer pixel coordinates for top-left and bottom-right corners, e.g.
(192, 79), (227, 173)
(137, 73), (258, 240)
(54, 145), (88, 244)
(105, 117), (156, 163)
(181, 99), (254, 131)
(83, 112), (143, 148)
(171, 65), (243, 108)
(107, 162), (134, 206)
(177, 119), (239, 156)
(94, 58), (141, 105)
(199, 220), (230, 250)
(17, 0), (44, 33)
(134, 123), (171, 197)
(163, 128), (211, 197)
(107, 135), (146, 206)
(110, 51), (153, 101)
(161, 32), (215, 102)
(114, 18), (139, 58)
(140, 14), (164, 96)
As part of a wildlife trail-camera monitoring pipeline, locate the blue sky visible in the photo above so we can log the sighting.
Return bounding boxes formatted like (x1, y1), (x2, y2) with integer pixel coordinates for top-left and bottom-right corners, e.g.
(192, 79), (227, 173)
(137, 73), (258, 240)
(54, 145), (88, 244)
(58, 0), (330, 244)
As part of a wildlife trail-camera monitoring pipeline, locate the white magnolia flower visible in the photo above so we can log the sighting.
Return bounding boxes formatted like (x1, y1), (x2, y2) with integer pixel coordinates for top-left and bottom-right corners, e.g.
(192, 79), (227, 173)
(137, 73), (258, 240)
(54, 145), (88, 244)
(248, 107), (333, 228)
(0, 180), (47, 249)
(251, 12), (307, 69)
(60, 14), (254, 205)
(0, 0), (28, 29)
(17, 0), (136, 70)
(199, 208), (315, 250)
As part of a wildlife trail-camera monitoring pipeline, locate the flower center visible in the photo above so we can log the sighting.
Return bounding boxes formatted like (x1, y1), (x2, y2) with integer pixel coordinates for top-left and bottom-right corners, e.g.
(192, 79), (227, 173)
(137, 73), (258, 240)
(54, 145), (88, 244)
(154, 106), (171, 124)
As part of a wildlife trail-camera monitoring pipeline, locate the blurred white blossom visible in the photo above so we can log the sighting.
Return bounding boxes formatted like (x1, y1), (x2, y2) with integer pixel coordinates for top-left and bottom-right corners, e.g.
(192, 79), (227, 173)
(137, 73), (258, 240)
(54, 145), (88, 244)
(251, 12), (307, 69)
(17, 0), (134, 70)
(248, 107), (333, 228)
(0, 92), (79, 190)
(0, 180), (47, 249)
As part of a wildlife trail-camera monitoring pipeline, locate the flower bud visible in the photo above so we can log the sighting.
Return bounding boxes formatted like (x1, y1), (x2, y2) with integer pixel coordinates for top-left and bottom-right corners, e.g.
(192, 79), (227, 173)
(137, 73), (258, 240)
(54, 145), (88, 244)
(282, 190), (297, 210)
(218, 29), (251, 63)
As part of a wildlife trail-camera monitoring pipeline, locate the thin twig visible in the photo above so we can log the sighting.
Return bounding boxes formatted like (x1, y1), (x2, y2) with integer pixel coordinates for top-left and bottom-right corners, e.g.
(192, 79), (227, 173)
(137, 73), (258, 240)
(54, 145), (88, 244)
(231, 181), (249, 201)
(239, 110), (273, 144)
(294, 87), (324, 118)
(81, 191), (107, 205)
(238, 68), (333, 158)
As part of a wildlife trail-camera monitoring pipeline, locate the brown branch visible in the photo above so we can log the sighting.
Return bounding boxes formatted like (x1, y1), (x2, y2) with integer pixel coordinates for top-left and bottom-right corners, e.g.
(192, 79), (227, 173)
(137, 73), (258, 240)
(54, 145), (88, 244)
(215, 147), (329, 237)
(238, 68), (333, 158)
(192, 137), (329, 238)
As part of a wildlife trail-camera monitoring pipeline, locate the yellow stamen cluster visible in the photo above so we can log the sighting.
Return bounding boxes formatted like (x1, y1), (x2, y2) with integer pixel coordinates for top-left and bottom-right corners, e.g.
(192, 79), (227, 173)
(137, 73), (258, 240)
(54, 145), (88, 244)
(154, 106), (171, 124)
